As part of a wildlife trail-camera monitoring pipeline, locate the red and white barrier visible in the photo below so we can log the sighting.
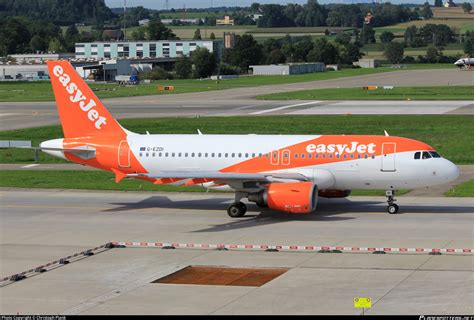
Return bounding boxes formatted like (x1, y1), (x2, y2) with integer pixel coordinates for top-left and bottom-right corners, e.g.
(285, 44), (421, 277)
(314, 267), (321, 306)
(111, 241), (473, 255)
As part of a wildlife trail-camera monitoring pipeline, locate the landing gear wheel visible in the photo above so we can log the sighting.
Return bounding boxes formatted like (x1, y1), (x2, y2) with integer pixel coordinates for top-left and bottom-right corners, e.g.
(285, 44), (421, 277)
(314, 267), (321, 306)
(227, 202), (247, 218)
(387, 203), (399, 214)
(385, 190), (399, 214)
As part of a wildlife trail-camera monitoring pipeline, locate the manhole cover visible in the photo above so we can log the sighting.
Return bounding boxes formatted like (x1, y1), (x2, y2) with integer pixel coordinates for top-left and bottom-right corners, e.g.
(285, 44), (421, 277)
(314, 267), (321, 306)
(152, 266), (288, 287)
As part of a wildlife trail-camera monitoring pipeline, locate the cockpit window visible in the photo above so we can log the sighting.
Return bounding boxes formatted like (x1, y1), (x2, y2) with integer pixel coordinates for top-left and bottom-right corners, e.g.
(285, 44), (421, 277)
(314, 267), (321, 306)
(414, 152), (421, 159)
(429, 151), (441, 158)
(422, 151), (432, 159)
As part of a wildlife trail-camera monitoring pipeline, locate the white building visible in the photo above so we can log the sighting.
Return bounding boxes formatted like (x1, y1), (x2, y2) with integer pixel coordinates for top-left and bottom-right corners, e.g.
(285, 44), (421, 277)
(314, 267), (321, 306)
(249, 63), (325, 76)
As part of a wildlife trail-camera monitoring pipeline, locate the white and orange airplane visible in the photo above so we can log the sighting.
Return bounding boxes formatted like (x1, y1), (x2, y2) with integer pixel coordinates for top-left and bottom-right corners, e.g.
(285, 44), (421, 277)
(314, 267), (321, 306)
(39, 61), (459, 217)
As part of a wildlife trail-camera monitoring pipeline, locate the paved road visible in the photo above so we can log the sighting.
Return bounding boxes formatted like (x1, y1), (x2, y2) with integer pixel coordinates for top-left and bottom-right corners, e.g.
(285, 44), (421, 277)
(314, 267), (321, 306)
(0, 189), (473, 314)
(1, 68), (473, 130)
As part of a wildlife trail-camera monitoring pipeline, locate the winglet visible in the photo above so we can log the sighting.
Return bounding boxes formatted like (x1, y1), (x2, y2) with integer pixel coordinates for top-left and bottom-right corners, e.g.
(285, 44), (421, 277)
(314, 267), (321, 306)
(111, 168), (127, 183)
(384, 130), (389, 136)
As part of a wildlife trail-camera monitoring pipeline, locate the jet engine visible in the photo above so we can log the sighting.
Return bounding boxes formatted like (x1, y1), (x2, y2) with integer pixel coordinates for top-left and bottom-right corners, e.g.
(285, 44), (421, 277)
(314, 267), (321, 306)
(248, 182), (318, 213)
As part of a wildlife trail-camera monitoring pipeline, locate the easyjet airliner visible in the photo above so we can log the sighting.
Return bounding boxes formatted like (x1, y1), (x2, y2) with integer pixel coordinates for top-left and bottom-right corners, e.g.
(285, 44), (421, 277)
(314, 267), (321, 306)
(39, 61), (459, 217)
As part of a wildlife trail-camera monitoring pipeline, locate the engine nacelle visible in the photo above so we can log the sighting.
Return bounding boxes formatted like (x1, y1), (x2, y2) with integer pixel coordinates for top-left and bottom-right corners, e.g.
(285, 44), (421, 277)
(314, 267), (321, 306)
(248, 182), (318, 214)
(318, 189), (352, 198)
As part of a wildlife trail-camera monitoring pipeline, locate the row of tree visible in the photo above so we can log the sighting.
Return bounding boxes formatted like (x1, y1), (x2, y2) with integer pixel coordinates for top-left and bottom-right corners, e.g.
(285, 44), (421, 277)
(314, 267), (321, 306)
(0, 0), (115, 25)
(257, 2), (419, 28)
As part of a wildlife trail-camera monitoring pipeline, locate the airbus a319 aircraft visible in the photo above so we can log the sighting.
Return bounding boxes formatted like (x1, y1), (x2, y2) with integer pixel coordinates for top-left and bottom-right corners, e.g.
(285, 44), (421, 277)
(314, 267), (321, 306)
(39, 61), (459, 217)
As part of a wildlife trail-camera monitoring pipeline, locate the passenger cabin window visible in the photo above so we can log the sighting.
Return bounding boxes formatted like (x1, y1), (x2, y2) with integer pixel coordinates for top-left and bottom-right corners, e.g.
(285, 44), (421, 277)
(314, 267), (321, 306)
(430, 151), (441, 158)
(422, 151), (432, 159)
(414, 152), (421, 159)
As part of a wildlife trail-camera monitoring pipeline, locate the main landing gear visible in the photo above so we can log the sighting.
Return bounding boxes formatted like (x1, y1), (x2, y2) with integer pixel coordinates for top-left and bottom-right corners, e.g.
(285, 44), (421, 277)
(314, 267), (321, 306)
(227, 192), (247, 218)
(385, 190), (399, 214)
(227, 202), (247, 218)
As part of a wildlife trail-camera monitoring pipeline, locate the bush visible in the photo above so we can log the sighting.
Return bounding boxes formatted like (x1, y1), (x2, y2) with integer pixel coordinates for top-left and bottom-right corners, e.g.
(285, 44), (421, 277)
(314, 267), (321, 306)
(217, 63), (241, 75)
(142, 66), (173, 80)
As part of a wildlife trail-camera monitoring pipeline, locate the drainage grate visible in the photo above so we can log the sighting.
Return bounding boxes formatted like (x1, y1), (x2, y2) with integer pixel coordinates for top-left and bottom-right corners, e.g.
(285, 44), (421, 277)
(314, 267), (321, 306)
(152, 266), (288, 287)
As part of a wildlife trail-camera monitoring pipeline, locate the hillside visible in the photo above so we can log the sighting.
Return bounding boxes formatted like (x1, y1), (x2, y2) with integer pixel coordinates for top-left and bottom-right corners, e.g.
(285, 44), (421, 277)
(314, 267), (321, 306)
(0, 0), (116, 25)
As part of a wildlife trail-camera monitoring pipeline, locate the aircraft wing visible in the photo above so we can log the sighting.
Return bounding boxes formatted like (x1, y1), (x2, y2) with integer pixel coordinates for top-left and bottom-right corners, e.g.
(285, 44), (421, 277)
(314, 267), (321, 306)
(126, 171), (309, 185)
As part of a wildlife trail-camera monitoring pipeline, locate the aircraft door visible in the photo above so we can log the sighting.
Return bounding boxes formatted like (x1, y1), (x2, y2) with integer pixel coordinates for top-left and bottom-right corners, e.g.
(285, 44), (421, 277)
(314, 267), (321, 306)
(381, 143), (396, 172)
(118, 140), (131, 168)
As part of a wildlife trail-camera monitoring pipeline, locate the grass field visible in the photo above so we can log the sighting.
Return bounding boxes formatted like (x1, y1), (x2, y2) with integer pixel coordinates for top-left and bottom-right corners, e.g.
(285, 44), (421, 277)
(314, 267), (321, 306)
(1, 115), (473, 164)
(445, 179), (474, 197)
(0, 170), (411, 196)
(379, 63), (454, 69)
(0, 68), (395, 102)
(375, 17), (474, 35)
(257, 86), (474, 101)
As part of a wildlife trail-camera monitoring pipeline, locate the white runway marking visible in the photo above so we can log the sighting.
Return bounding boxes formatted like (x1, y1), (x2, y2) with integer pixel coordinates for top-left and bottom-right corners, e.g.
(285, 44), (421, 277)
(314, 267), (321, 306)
(288, 100), (473, 115)
(0, 113), (20, 117)
(21, 164), (39, 168)
(250, 101), (321, 115)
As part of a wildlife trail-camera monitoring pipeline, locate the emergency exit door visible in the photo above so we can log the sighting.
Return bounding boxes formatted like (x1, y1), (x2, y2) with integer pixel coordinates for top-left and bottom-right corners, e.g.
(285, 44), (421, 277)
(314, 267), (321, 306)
(381, 143), (396, 172)
(118, 140), (131, 168)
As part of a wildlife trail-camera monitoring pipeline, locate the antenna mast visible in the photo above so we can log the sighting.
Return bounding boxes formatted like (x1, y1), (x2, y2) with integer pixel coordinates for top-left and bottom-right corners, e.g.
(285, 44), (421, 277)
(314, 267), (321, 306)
(123, 0), (127, 41)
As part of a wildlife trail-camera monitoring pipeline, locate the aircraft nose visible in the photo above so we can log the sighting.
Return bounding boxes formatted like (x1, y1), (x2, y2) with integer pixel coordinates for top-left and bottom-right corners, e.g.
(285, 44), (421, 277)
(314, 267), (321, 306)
(443, 160), (459, 182)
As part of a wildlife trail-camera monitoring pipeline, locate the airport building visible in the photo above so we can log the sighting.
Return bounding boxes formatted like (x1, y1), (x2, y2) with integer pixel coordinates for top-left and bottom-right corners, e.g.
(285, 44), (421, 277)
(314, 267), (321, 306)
(249, 63), (325, 75)
(75, 40), (217, 60)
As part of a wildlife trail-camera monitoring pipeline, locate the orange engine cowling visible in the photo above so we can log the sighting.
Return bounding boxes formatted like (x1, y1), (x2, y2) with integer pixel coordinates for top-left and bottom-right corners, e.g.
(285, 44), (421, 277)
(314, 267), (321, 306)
(248, 182), (318, 214)
(318, 189), (352, 198)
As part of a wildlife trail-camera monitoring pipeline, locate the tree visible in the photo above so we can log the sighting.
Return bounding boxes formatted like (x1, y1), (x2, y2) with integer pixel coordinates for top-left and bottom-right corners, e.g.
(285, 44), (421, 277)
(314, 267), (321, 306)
(464, 31), (474, 55)
(434, 0), (443, 7)
(29, 34), (47, 52)
(426, 45), (442, 62)
(380, 31), (395, 43)
(384, 42), (404, 63)
(361, 24), (376, 44)
(420, 24), (455, 46)
(230, 34), (264, 71)
(462, 2), (472, 13)
(210, 32), (216, 40)
(146, 19), (176, 40)
(257, 4), (295, 28)
(174, 56), (192, 79)
(307, 38), (339, 64)
(193, 29), (202, 40)
(131, 27), (146, 40)
(268, 48), (286, 64)
(337, 42), (363, 65)
(0, 17), (31, 55)
(421, 2), (433, 20)
(293, 36), (314, 61)
(64, 25), (80, 51)
(335, 32), (352, 45)
(0, 0), (116, 26)
(48, 38), (66, 52)
(191, 47), (216, 78)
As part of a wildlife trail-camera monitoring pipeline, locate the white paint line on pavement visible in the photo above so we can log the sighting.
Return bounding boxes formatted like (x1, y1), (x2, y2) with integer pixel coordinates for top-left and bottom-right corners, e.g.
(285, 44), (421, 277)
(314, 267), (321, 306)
(21, 164), (39, 169)
(250, 101), (321, 115)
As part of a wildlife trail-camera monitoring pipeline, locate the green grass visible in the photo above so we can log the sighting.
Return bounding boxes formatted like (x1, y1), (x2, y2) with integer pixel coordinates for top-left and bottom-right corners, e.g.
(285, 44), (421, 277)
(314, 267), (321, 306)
(379, 63), (454, 69)
(0, 68), (395, 102)
(0, 170), (411, 196)
(445, 179), (474, 197)
(350, 189), (410, 196)
(0, 170), (207, 192)
(1, 115), (473, 164)
(249, 27), (352, 34)
(257, 86), (474, 101)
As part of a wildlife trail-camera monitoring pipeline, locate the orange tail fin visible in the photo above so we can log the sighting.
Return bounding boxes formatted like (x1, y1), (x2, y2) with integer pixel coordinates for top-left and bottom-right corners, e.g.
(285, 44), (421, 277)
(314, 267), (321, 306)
(47, 60), (125, 138)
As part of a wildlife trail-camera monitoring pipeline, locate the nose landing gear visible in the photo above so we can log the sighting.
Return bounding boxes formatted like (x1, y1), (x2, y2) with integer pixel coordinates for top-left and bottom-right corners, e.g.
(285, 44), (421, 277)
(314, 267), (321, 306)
(386, 190), (399, 214)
